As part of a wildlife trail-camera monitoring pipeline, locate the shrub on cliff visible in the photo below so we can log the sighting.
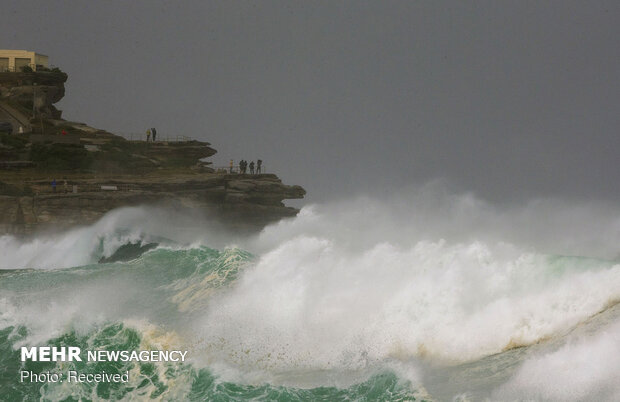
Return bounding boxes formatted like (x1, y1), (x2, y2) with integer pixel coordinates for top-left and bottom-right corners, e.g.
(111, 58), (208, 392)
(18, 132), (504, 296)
(0, 181), (33, 196)
(0, 133), (28, 150)
(30, 143), (93, 171)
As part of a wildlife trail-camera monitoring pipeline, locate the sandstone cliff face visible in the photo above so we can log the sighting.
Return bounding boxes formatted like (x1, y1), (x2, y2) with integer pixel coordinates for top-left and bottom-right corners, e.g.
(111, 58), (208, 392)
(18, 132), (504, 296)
(0, 70), (306, 235)
(0, 71), (67, 120)
(0, 173), (305, 235)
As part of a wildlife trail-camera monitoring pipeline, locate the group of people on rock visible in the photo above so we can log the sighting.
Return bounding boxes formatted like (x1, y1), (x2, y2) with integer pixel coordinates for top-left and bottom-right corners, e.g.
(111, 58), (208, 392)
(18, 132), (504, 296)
(237, 159), (262, 174)
(145, 128), (157, 142)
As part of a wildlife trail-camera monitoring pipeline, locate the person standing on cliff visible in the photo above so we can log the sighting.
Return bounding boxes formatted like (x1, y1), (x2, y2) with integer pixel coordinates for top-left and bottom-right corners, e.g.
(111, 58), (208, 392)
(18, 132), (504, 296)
(146, 129), (151, 142)
(249, 161), (255, 174)
(257, 159), (262, 174)
(152, 128), (157, 142)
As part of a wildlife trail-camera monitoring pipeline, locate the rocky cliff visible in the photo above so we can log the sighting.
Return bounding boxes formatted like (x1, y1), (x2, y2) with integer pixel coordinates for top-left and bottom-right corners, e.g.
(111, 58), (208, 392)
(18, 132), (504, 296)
(0, 173), (305, 234)
(0, 70), (306, 235)
(0, 71), (67, 124)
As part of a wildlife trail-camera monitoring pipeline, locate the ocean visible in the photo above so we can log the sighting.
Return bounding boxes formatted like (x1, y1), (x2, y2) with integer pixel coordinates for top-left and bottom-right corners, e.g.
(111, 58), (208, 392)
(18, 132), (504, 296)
(1, 189), (619, 401)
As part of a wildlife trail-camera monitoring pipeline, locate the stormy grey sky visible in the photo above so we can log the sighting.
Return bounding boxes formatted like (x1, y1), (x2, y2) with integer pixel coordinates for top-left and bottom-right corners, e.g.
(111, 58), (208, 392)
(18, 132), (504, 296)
(2, 1), (619, 204)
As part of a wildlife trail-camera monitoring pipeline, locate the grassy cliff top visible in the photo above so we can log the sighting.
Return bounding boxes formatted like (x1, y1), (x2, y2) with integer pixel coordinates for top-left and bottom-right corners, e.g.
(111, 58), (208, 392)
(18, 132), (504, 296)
(0, 130), (216, 175)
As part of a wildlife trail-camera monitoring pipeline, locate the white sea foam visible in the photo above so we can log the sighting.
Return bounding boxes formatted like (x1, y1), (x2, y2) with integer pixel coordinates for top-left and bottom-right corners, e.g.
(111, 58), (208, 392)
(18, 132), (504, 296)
(191, 188), (620, 373)
(198, 235), (620, 370)
(494, 320), (620, 401)
(0, 207), (152, 269)
(0, 206), (222, 270)
(2, 186), (620, 397)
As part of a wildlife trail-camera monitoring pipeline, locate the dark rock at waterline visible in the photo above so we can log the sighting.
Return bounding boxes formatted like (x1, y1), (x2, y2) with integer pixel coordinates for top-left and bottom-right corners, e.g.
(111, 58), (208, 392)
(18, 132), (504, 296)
(98, 242), (158, 263)
(0, 173), (306, 235)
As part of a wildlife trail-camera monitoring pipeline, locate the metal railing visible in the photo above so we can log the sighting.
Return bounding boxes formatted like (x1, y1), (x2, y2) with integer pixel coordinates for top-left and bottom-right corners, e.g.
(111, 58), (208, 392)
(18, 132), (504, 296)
(0, 66), (32, 73)
(211, 165), (267, 174)
(0, 64), (56, 73)
(40, 182), (138, 194)
(114, 132), (196, 143)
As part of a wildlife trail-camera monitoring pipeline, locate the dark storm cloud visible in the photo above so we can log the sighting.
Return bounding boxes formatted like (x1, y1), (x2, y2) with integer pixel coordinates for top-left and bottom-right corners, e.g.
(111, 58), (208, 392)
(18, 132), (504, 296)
(2, 1), (619, 203)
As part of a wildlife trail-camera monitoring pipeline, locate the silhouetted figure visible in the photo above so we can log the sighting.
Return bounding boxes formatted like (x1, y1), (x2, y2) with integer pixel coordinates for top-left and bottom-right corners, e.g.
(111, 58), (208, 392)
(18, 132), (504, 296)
(249, 161), (255, 174)
(257, 159), (262, 174)
(151, 128), (157, 141)
(51, 179), (56, 193)
(240, 160), (247, 174)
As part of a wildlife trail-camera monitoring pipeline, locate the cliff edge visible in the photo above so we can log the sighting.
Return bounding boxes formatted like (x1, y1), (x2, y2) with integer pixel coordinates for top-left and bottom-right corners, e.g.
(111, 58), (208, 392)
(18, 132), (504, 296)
(0, 69), (306, 235)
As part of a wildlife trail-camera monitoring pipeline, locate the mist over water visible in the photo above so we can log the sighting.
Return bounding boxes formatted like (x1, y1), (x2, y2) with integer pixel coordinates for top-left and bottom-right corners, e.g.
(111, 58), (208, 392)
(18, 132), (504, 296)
(1, 185), (620, 400)
(495, 319), (620, 401)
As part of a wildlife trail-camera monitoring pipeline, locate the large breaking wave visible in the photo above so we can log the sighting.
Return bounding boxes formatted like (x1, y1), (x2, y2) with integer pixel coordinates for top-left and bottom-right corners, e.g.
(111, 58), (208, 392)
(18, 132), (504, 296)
(1, 186), (619, 400)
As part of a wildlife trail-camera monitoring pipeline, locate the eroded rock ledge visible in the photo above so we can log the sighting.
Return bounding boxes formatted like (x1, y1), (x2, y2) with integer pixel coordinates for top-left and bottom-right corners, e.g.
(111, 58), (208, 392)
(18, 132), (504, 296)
(0, 173), (306, 235)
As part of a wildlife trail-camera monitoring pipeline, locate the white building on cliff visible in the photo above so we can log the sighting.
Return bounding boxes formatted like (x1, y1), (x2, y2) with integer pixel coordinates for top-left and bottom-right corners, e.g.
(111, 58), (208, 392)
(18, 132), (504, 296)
(0, 50), (49, 72)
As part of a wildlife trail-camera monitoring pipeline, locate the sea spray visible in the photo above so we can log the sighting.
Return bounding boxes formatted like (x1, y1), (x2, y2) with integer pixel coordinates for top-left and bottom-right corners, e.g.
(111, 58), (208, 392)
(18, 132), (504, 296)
(0, 206), (229, 270)
(196, 237), (620, 369)
(1, 189), (620, 400)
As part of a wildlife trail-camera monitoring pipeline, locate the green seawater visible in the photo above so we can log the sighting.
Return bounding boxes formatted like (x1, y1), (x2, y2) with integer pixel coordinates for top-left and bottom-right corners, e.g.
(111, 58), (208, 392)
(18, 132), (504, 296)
(2, 225), (618, 402)
(0, 246), (425, 401)
(0, 324), (421, 401)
